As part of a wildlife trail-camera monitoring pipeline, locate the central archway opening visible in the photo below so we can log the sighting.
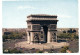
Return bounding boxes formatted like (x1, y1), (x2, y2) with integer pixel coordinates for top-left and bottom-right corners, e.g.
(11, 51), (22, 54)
(42, 25), (48, 43)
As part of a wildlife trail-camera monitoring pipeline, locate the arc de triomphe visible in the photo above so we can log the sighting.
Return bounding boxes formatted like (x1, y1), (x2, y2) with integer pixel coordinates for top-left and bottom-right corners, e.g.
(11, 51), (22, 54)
(26, 14), (58, 44)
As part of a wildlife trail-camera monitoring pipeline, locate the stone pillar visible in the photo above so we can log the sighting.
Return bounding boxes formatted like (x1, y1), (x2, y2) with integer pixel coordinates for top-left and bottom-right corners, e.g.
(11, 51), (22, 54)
(47, 31), (51, 43)
(56, 32), (57, 42)
(30, 32), (34, 44)
(27, 37), (29, 43)
(27, 32), (30, 43)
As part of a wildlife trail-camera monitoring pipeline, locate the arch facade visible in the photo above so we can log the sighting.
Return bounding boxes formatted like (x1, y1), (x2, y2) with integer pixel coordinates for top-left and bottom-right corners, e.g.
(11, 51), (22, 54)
(26, 14), (58, 44)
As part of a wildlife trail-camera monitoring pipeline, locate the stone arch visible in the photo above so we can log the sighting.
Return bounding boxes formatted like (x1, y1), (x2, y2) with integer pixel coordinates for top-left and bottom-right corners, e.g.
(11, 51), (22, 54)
(26, 14), (58, 44)
(42, 25), (48, 43)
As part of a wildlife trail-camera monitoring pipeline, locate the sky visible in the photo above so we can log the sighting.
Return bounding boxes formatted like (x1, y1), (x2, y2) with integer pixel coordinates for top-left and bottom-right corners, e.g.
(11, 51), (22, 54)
(2, 0), (78, 28)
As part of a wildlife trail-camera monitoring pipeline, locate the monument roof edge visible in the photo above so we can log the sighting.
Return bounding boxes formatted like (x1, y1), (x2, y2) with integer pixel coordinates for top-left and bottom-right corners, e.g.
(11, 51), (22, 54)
(27, 14), (57, 18)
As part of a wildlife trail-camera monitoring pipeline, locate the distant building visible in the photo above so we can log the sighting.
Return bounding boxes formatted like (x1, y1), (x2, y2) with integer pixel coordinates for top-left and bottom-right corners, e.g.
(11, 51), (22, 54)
(57, 28), (78, 35)
(2, 28), (27, 35)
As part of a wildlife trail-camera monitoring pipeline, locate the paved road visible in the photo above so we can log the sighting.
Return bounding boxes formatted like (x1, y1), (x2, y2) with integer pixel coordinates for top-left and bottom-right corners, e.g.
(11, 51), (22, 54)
(15, 41), (69, 50)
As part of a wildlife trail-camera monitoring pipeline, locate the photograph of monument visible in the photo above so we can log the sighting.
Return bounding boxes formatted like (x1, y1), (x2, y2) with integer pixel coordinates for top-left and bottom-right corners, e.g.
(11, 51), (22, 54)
(2, 0), (79, 53)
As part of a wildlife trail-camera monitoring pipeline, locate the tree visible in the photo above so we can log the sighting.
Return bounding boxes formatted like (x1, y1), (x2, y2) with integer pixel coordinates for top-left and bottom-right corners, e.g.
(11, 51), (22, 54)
(63, 31), (66, 33)
(36, 50), (43, 53)
(3, 31), (23, 41)
(58, 33), (70, 39)
(67, 29), (77, 33)
(74, 35), (78, 39)
(58, 32), (78, 40)
(3, 35), (8, 42)
(73, 29), (76, 33)
(3, 48), (23, 53)
(60, 46), (69, 53)
(22, 32), (27, 36)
